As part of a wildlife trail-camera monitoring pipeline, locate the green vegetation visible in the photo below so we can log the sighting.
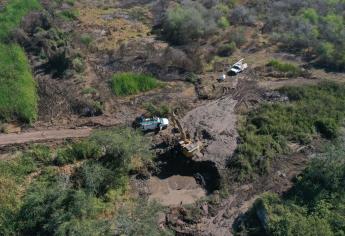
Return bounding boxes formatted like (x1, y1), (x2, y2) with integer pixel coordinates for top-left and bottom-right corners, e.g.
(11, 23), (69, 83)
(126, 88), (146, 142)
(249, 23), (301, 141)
(248, 0), (345, 71)
(0, 0), (41, 123)
(0, 155), (37, 235)
(218, 42), (237, 57)
(0, 128), (169, 235)
(0, 0), (41, 41)
(236, 145), (345, 235)
(267, 59), (303, 77)
(144, 102), (170, 117)
(58, 9), (79, 21)
(162, 0), (237, 45)
(232, 82), (345, 179)
(80, 33), (93, 47)
(0, 44), (38, 123)
(82, 87), (98, 95)
(110, 72), (160, 96)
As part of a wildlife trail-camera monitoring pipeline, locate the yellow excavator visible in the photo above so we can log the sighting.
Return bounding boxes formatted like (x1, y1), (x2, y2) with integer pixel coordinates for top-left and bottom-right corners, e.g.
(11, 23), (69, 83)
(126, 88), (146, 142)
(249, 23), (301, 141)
(171, 112), (201, 158)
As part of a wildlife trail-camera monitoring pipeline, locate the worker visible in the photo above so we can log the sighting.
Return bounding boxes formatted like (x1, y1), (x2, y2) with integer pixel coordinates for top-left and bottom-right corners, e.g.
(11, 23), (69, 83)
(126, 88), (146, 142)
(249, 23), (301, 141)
(218, 74), (226, 82)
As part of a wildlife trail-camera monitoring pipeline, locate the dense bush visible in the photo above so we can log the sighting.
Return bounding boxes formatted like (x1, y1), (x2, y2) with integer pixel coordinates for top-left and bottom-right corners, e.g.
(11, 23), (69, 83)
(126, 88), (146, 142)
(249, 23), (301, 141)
(0, 128), (158, 235)
(115, 200), (173, 236)
(18, 172), (110, 236)
(161, 0), (239, 45)
(0, 155), (37, 235)
(247, 0), (345, 71)
(231, 82), (345, 179)
(0, 44), (38, 123)
(237, 145), (345, 235)
(110, 72), (160, 96)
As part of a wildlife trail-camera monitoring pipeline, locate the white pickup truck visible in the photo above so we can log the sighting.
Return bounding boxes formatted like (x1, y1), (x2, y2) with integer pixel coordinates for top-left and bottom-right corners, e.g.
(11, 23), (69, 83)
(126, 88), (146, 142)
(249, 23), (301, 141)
(135, 116), (169, 132)
(227, 59), (248, 76)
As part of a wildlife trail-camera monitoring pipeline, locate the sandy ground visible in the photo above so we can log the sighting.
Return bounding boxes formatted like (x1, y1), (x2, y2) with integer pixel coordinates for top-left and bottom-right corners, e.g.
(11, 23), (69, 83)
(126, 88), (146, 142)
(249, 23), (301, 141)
(182, 96), (238, 168)
(148, 175), (206, 206)
(0, 128), (92, 146)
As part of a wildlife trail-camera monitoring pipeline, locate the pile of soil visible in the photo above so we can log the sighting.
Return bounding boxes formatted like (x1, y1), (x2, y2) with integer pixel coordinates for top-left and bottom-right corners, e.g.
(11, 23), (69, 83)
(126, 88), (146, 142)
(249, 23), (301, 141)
(182, 96), (238, 168)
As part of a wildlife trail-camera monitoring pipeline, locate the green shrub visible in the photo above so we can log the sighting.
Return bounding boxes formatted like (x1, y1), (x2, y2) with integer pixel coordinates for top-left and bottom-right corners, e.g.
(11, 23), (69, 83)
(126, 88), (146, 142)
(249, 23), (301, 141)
(217, 16), (230, 28)
(268, 59), (303, 77)
(0, 0), (41, 41)
(55, 148), (76, 166)
(26, 145), (53, 165)
(110, 72), (160, 96)
(69, 140), (103, 160)
(72, 57), (86, 73)
(59, 9), (79, 21)
(80, 34), (93, 47)
(0, 44), (38, 123)
(315, 119), (338, 139)
(75, 161), (114, 196)
(82, 87), (98, 95)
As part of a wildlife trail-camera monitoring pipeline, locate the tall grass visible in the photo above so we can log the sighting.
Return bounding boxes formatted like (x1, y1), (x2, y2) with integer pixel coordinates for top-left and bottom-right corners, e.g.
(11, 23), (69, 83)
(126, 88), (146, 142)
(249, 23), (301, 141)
(0, 0), (41, 41)
(232, 82), (345, 179)
(0, 0), (41, 123)
(0, 44), (38, 122)
(110, 72), (160, 96)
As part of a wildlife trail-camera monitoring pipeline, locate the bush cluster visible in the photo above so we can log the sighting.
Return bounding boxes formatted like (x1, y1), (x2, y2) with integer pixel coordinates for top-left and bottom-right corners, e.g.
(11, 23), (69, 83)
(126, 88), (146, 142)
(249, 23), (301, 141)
(162, 0), (236, 45)
(0, 128), (167, 235)
(231, 82), (345, 179)
(237, 145), (345, 235)
(247, 0), (345, 71)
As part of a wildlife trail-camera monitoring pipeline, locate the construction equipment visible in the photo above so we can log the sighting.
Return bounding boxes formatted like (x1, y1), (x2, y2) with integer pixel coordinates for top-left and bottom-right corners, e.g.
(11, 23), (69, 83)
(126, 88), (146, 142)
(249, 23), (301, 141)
(171, 112), (201, 158)
(227, 58), (248, 76)
(134, 116), (169, 132)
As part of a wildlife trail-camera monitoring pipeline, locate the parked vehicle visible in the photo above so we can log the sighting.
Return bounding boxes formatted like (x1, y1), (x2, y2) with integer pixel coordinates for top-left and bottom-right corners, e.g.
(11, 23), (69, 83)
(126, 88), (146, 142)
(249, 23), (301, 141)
(227, 58), (248, 76)
(135, 116), (169, 131)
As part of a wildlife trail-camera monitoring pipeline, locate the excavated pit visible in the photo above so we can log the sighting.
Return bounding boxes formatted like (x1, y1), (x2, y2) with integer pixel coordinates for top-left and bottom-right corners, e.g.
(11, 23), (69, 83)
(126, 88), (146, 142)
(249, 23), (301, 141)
(147, 152), (221, 206)
(155, 153), (221, 193)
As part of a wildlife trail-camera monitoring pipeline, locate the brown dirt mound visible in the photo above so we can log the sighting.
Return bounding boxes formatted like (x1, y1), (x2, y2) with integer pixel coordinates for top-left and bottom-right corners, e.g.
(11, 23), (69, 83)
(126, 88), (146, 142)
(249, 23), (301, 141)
(182, 96), (238, 168)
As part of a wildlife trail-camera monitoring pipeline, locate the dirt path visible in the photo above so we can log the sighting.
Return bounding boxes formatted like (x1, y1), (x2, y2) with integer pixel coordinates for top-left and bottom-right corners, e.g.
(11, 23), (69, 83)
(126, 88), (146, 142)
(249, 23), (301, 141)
(0, 128), (93, 146)
(258, 78), (323, 90)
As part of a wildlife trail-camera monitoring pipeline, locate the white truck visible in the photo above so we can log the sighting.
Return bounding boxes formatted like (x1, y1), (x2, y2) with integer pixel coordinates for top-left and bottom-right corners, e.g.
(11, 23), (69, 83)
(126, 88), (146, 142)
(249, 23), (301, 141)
(227, 58), (248, 76)
(135, 116), (169, 132)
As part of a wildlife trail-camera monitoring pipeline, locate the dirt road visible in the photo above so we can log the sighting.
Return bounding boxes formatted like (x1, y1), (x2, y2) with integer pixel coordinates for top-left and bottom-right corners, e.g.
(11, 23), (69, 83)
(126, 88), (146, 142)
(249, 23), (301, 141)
(0, 128), (93, 146)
